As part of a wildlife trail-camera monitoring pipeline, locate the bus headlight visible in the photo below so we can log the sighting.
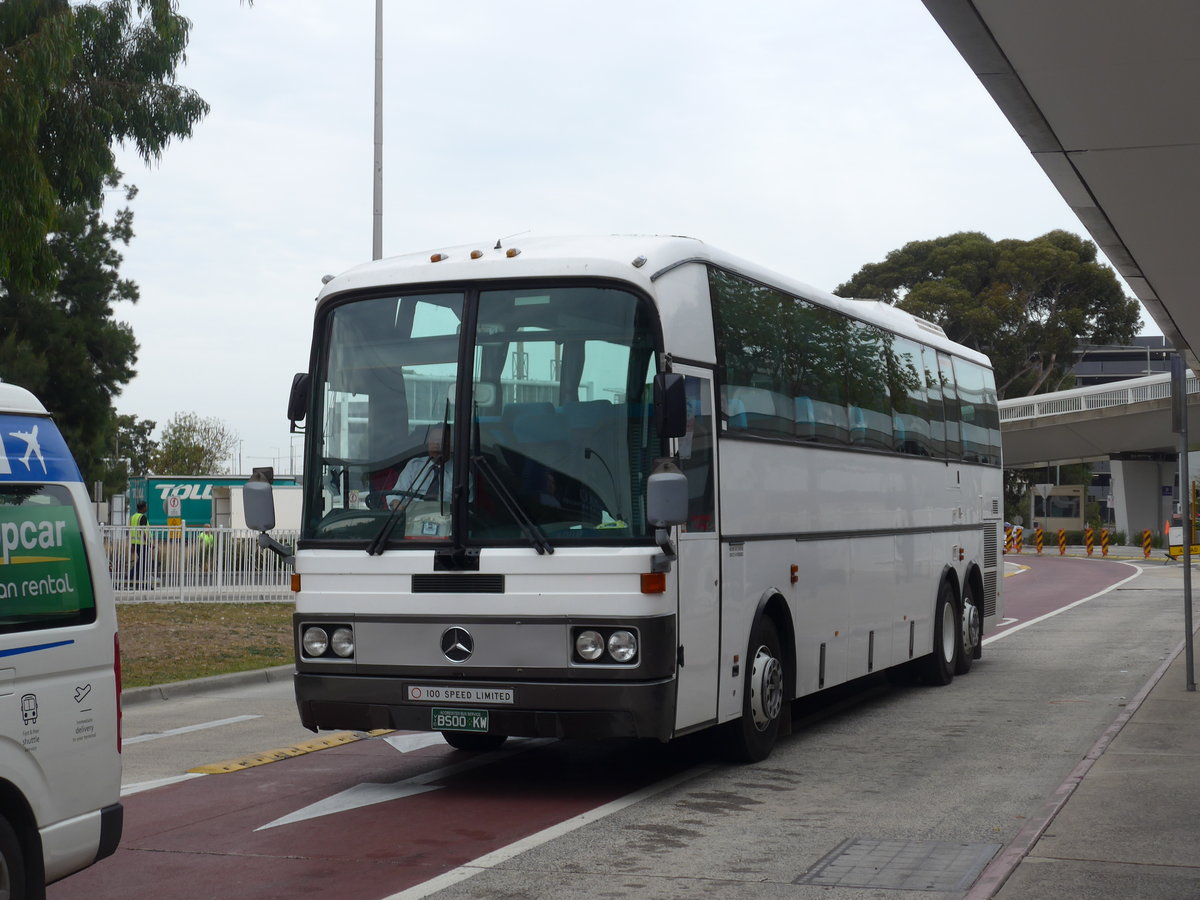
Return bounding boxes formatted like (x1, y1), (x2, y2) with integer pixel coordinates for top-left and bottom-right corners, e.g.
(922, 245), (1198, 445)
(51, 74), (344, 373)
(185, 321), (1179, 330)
(575, 630), (605, 661)
(302, 626), (329, 657)
(330, 627), (355, 658)
(607, 630), (638, 663)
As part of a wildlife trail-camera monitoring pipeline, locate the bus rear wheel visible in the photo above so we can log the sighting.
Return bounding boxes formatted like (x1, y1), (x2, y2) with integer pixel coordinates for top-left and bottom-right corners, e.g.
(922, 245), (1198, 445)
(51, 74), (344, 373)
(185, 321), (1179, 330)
(723, 616), (785, 763)
(0, 814), (27, 900)
(955, 582), (981, 675)
(921, 580), (957, 685)
(441, 731), (508, 752)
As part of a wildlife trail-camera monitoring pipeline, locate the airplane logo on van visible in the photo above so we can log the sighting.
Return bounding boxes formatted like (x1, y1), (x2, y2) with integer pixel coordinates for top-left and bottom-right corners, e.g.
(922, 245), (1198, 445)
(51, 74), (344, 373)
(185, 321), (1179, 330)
(10, 425), (46, 474)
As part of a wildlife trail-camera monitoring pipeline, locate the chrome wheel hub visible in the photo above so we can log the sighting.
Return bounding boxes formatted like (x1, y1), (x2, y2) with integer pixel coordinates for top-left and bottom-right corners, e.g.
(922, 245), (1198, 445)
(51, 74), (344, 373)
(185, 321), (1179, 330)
(750, 644), (783, 731)
(962, 598), (981, 654)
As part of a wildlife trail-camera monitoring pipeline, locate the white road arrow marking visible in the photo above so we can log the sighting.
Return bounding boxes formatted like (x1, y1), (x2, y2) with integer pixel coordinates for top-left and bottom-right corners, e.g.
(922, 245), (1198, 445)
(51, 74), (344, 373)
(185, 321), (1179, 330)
(256, 740), (549, 831)
(255, 779), (443, 830)
(384, 732), (448, 753)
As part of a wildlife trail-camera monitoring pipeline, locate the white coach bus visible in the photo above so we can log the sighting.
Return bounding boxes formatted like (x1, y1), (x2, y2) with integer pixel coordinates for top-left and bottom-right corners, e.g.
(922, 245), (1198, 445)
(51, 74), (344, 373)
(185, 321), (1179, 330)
(248, 235), (1003, 762)
(0, 383), (123, 895)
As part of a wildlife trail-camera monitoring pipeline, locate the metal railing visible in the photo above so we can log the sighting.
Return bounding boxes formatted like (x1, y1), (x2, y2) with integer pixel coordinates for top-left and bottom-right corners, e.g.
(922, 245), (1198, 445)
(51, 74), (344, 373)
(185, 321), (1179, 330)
(101, 525), (297, 602)
(999, 371), (1198, 423)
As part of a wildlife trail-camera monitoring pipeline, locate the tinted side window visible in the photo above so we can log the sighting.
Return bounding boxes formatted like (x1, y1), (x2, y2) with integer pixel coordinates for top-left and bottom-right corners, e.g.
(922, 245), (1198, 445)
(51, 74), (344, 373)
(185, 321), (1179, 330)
(890, 337), (933, 456)
(936, 352), (961, 459)
(955, 358), (1002, 466)
(710, 268), (851, 446)
(709, 270), (798, 440)
(845, 322), (891, 450)
(0, 484), (96, 633)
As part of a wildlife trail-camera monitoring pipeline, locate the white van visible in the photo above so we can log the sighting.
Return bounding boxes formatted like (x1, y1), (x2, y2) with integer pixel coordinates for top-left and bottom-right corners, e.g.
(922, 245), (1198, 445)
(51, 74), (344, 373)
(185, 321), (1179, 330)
(0, 383), (122, 897)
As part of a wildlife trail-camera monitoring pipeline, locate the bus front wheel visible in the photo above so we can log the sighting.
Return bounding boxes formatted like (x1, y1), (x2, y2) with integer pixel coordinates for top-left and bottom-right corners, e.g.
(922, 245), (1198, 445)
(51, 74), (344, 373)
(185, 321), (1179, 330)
(441, 731), (508, 752)
(723, 616), (785, 763)
(0, 814), (27, 900)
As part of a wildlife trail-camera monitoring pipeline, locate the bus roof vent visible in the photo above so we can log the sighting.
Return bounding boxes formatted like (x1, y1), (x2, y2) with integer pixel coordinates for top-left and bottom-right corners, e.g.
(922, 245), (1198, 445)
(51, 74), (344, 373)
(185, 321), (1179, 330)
(912, 315), (947, 337)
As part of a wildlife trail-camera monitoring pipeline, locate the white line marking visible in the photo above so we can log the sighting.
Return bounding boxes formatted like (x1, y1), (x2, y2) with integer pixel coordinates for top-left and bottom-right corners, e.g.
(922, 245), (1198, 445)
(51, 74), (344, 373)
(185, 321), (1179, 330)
(984, 562), (1144, 645)
(121, 773), (207, 797)
(124, 714), (262, 745)
(381, 763), (715, 900)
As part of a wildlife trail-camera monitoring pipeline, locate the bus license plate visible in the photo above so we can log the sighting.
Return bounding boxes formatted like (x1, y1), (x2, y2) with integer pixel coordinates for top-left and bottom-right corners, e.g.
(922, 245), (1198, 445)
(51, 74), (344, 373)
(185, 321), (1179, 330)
(431, 707), (489, 732)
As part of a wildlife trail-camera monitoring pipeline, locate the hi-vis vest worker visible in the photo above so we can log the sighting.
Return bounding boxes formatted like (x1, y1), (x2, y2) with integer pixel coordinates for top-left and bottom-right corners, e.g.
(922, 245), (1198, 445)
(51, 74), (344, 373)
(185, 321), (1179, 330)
(0, 382), (123, 894)
(130, 500), (149, 543)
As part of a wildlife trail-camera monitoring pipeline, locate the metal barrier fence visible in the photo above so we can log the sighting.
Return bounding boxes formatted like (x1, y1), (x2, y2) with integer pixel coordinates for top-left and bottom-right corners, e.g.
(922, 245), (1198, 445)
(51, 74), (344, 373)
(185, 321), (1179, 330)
(101, 525), (297, 602)
(999, 370), (1197, 423)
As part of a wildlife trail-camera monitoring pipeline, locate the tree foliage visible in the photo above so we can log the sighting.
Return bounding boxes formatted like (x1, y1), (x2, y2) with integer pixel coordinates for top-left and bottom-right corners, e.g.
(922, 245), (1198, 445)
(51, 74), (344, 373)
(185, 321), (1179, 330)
(1, 0), (208, 291)
(115, 412), (158, 477)
(1, 0), (208, 491)
(1, 176), (141, 489)
(154, 412), (238, 475)
(834, 231), (1142, 399)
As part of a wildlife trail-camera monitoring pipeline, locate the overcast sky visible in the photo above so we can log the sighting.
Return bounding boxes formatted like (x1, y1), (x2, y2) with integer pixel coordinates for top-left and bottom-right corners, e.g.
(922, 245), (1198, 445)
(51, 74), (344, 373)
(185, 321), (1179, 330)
(107, 0), (1152, 474)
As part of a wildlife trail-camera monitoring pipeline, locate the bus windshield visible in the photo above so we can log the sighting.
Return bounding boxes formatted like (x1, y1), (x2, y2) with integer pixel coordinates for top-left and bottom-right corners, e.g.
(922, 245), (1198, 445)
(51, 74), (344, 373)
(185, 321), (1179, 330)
(305, 284), (661, 546)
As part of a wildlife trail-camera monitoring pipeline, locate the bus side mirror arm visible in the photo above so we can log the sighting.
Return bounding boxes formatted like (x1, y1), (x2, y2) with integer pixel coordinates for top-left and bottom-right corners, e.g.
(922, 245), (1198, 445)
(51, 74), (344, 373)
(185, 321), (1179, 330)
(652, 527), (676, 573)
(257, 532), (295, 568)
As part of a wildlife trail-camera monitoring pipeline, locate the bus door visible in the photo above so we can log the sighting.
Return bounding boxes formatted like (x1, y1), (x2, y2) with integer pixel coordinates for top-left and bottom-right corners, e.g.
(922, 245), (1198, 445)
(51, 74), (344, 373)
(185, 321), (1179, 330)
(670, 368), (720, 732)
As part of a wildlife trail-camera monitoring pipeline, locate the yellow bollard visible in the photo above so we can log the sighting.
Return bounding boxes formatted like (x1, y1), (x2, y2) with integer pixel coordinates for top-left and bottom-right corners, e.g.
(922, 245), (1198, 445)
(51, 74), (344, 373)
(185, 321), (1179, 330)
(1035, 527), (1044, 555)
(1101, 528), (1109, 557)
(1086, 527), (1094, 557)
(1058, 529), (1067, 555)
(1143, 529), (1152, 559)
(1014, 527), (1023, 554)
(1004, 526), (1012, 554)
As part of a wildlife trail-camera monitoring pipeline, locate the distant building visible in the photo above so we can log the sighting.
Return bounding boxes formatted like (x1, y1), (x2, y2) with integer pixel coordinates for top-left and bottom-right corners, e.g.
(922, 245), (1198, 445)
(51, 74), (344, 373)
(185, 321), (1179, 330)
(1071, 335), (1172, 387)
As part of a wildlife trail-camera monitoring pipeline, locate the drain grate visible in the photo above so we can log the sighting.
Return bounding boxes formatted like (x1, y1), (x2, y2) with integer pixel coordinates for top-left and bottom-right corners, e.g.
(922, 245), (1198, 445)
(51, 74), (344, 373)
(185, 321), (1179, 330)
(794, 838), (1001, 892)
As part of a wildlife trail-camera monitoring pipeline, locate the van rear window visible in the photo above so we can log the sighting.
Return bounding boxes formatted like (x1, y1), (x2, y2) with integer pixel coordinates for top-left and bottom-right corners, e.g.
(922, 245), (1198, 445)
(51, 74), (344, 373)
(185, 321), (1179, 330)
(0, 484), (96, 633)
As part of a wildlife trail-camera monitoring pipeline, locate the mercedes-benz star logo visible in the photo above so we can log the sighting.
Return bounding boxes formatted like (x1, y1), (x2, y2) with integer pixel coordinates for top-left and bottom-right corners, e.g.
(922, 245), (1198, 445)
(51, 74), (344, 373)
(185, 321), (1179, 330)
(441, 626), (474, 663)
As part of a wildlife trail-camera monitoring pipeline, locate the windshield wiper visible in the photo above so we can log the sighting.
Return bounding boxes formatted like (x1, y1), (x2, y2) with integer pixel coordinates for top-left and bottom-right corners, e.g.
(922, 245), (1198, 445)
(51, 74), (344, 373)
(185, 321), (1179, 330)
(470, 454), (554, 555)
(365, 458), (434, 555)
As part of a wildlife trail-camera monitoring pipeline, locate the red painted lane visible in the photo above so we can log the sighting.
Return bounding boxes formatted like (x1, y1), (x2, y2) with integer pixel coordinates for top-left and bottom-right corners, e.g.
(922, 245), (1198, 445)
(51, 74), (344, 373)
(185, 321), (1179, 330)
(48, 735), (695, 900)
(992, 555), (1139, 637)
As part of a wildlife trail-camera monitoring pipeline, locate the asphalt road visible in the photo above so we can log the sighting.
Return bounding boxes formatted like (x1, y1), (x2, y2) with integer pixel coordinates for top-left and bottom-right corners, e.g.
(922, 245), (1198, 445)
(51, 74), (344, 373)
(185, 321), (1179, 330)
(50, 555), (1182, 899)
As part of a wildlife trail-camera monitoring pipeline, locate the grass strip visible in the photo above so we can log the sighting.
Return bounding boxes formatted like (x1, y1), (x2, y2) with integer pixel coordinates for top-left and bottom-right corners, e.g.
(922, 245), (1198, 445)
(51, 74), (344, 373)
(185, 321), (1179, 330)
(117, 602), (293, 688)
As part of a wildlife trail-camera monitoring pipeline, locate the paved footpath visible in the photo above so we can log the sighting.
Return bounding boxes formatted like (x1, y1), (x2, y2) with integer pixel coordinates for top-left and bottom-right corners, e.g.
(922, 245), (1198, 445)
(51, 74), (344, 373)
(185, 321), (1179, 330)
(981, 561), (1200, 898)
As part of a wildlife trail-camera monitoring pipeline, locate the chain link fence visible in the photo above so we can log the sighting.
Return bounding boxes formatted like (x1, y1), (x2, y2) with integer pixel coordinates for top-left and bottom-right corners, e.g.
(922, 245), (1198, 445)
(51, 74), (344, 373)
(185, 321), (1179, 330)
(101, 525), (298, 602)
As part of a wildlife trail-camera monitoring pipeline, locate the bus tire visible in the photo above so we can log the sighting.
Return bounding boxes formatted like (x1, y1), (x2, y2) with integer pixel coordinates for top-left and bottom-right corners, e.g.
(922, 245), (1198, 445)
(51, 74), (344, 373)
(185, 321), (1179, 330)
(441, 731), (508, 752)
(955, 581), (981, 676)
(0, 813), (28, 900)
(723, 616), (785, 763)
(921, 579), (957, 685)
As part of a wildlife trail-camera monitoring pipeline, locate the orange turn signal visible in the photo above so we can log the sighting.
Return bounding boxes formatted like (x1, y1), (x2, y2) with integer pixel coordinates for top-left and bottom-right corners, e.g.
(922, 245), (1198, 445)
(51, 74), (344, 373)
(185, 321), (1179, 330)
(641, 572), (666, 594)
(430, 252), (448, 262)
(291, 573), (301, 593)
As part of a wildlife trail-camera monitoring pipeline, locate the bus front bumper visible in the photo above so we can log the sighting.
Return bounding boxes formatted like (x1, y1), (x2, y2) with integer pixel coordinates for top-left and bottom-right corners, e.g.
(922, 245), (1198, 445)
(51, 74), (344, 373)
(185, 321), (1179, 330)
(294, 672), (677, 742)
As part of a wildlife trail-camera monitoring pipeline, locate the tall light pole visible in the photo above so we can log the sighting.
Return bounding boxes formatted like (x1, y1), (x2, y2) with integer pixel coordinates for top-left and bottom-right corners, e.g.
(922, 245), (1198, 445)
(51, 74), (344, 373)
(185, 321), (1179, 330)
(372, 0), (383, 260)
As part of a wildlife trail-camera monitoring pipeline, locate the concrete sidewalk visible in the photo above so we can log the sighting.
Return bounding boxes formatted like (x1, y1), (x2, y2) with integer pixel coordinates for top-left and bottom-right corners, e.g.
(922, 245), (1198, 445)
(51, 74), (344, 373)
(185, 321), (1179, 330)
(979, 633), (1200, 898)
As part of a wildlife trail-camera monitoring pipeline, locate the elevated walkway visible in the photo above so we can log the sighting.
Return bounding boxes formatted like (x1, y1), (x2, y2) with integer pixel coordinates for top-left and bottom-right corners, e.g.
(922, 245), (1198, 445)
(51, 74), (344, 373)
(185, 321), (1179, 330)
(999, 371), (1200, 467)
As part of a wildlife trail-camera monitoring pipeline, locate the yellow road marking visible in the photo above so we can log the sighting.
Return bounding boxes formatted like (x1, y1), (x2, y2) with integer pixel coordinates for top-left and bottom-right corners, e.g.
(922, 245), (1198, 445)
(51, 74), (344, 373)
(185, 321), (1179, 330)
(188, 729), (392, 773)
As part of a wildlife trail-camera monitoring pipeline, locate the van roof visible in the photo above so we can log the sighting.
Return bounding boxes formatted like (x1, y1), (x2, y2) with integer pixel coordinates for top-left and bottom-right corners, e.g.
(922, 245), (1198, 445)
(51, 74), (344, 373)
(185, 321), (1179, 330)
(0, 382), (49, 415)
